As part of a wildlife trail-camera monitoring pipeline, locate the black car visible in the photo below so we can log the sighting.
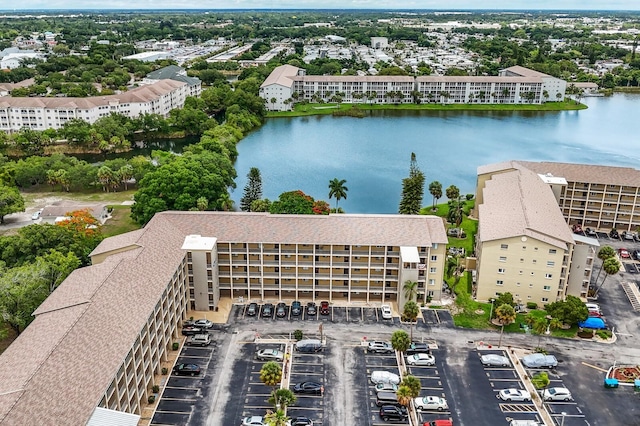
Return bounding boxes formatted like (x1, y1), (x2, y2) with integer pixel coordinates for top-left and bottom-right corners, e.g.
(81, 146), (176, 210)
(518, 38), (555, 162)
(262, 303), (274, 318)
(247, 303), (258, 316)
(405, 342), (431, 356)
(276, 302), (287, 318)
(292, 381), (323, 395)
(306, 302), (317, 316)
(610, 229), (620, 239)
(633, 250), (640, 261)
(379, 405), (407, 422)
(173, 363), (201, 376)
(291, 300), (302, 316)
(289, 417), (313, 426)
(181, 326), (203, 336)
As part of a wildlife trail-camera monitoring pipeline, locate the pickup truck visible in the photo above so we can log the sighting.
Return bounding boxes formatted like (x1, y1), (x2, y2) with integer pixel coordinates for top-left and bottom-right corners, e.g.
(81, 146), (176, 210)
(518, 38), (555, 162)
(186, 333), (211, 347)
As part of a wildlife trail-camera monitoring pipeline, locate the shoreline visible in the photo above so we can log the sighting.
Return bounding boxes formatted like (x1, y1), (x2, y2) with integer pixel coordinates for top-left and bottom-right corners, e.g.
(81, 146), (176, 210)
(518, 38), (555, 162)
(266, 101), (588, 118)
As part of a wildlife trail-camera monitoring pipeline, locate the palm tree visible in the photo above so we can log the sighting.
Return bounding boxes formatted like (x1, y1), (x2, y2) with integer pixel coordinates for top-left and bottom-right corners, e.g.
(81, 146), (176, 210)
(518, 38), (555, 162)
(264, 409), (289, 426)
(594, 246), (616, 282)
(594, 257), (621, 297)
(260, 361), (282, 390)
(400, 375), (421, 398)
(119, 164), (134, 191)
(428, 181), (442, 211)
(268, 388), (296, 411)
(403, 300), (420, 341)
(328, 178), (348, 210)
(391, 329), (410, 353)
(403, 280), (418, 302)
(396, 385), (412, 409)
(494, 303), (516, 347)
(217, 192), (234, 211)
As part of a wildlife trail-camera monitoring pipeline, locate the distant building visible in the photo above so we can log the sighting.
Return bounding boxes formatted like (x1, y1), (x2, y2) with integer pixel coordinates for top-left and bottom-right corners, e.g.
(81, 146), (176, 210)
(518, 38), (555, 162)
(371, 37), (389, 49)
(143, 65), (201, 98)
(0, 48), (42, 70)
(260, 65), (567, 111)
(0, 79), (188, 132)
(122, 51), (171, 62)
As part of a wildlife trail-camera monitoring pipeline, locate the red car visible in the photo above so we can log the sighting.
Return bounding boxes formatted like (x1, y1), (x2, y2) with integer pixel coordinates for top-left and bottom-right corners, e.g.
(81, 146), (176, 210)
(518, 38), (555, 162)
(619, 248), (631, 259)
(320, 301), (330, 315)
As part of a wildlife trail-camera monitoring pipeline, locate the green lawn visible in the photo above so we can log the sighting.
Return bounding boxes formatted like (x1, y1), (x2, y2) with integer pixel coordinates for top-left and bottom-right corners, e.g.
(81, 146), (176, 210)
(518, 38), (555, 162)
(21, 189), (137, 205)
(266, 101), (587, 118)
(102, 205), (141, 237)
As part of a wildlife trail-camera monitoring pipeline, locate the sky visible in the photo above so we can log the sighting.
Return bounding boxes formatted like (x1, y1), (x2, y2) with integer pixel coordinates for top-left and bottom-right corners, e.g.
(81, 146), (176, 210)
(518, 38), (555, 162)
(2, 0), (640, 11)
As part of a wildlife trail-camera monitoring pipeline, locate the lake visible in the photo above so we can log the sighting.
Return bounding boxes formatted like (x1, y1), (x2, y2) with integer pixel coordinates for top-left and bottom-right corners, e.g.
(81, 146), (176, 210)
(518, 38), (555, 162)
(232, 94), (640, 214)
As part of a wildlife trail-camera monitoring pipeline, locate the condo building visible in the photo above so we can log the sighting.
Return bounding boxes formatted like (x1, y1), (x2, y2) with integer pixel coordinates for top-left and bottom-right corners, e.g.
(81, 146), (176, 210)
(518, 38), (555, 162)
(260, 64), (567, 111)
(474, 162), (601, 304)
(0, 212), (446, 425)
(0, 79), (188, 132)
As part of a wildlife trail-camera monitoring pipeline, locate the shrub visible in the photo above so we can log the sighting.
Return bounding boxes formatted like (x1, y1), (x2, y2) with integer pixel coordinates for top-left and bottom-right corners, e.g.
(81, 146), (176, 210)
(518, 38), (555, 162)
(596, 329), (612, 339)
(534, 347), (547, 354)
(526, 302), (538, 310)
(161, 367), (168, 375)
(172, 342), (179, 350)
(531, 372), (550, 389)
(293, 329), (303, 341)
(578, 329), (594, 339)
(148, 395), (156, 404)
(152, 384), (159, 393)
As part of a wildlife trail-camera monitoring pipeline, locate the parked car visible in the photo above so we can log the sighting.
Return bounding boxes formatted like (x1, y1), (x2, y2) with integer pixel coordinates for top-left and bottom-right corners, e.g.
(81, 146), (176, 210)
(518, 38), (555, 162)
(375, 382), (398, 394)
(585, 303), (600, 313)
(380, 304), (393, 319)
(542, 387), (573, 401)
(320, 301), (330, 315)
(276, 302), (287, 318)
(370, 371), (400, 385)
(579, 317), (606, 329)
(181, 326), (203, 336)
(423, 421), (453, 426)
(521, 353), (558, 368)
(406, 353), (436, 366)
(379, 405), (407, 422)
(406, 342), (431, 356)
(509, 421), (542, 426)
(585, 227), (597, 237)
(610, 229), (620, 239)
(242, 416), (266, 426)
(262, 303), (274, 318)
(367, 341), (393, 354)
(619, 248), (631, 259)
(296, 339), (322, 353)
(413, 396), (448, 411)
(186, 334), (211, 347)
(31, 210), (42, 220)
(193, 319), (213, 329)
(292, 381), (323, 395)
(622, 231), (635, 241)
(287, 417), (314, 426)
(173, 363), (201, 376)
(247, 303), (258, 316)
(291, 301), (302, 316)
(306, 302), (317, 315)
(480, 354), (510, 367)
(633, 250), (640, 261)
(255, 348), (284, 361)
(376, 391), (403, 407)
(498, 388), (531, 402)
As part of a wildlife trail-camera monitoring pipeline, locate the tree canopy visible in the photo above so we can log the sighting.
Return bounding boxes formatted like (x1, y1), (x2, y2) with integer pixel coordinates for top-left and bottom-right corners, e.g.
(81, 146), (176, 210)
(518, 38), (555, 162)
(268, 190), (330, 215)
(546, 295), (589, 326)
(0, 185), (25, 224)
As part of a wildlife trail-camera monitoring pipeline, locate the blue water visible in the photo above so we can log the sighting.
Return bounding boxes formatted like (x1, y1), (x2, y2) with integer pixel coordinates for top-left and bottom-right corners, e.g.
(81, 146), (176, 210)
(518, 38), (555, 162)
(233, 94), (640, 213)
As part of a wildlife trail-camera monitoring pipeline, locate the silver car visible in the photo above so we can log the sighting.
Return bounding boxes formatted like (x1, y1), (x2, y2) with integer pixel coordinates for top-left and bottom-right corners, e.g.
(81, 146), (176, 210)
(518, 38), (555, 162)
(406, 353), (435, 366)
(375, 382), (398, 394)
(521, 353), (558, 368)
(255, 349), (284, 361)
(481, 354), (510, 367)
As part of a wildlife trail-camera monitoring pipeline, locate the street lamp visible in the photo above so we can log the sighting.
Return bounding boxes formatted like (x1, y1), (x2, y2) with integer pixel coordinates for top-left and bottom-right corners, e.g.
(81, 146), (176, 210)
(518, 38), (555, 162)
(488, 298), (496, 322)
(545, 315), (552, 335)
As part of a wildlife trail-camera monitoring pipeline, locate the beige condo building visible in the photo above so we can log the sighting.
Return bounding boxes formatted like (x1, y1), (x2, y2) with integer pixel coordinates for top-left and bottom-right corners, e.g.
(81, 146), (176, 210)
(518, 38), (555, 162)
(0, 212), (446, 425)
(475, 163), (598, 305)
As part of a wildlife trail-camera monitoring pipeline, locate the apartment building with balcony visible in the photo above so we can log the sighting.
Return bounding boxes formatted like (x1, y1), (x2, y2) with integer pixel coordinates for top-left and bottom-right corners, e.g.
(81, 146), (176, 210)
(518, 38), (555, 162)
(0, 212), (446, 425)
(0, 79), (188, 132)
(475, 162), (599, 304)
(260, 64), (566, 111)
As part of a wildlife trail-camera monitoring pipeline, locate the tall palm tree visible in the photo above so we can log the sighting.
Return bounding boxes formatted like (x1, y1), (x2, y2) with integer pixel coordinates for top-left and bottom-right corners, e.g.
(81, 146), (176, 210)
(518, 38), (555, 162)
(396, 385), (412, 409)
(428, 181), (442, 211)
(328, 178), (348, 210)
(264, 409), (289, 426)
(268, 388), (296, 411)
(594, 257), (621, 297)
(494, 303), (516, 347)
(403, 300), (420, 341)
(260, 361), (282, 391)
(403, 280), (418, 302)
(594, 246), (615, 282)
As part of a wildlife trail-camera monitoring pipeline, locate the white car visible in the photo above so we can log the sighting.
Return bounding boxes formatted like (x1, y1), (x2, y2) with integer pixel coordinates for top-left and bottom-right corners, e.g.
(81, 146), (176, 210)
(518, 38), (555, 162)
(406, 353), (436, 366)
(375, 382), (398, 393)
(193, 319), (213, 329)
(498, 388), (532, 402)
(242, 416), (265, 426)
(542, 387), (573, 401)
(370, 370), (400, 385)
(413, 396), (448, 411)
(31, 210), (42, 220)
(380, 304), (393, 319)
(255, 349), (284, 361)
(481, 354), (511, 367)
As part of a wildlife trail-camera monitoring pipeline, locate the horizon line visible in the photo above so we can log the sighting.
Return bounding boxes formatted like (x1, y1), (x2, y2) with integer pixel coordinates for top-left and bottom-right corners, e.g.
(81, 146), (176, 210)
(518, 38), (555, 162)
(2, 8), (640, 12)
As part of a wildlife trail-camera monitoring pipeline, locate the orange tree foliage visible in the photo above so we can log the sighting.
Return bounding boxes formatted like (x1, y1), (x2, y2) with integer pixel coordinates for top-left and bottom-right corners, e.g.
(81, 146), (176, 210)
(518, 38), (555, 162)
(56, 209), (102, 237)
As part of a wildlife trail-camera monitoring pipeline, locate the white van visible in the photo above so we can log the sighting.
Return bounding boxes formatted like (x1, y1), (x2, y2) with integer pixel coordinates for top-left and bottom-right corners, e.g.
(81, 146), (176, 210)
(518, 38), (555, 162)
(509, 421), (542, 426)
(585, 303), (600, 312)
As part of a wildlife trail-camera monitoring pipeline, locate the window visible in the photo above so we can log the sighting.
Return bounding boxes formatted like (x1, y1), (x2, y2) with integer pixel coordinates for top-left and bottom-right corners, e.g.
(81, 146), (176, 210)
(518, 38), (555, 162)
(549, 249), (557, 254)
(532, 259), (537, 264)
(530, 272), (535, 276)
(429, 279), (435, 285)
(496, 280), (504, 286)
(547, 261), (555, 267)
(500, 244), (508, 250)
(430, 255), (437, 261)
(534, 247), (538, 251)
(520, 258), (524, 263)
(498, 268), (505, 274)
(516, 282), (521, 286)
(542, 297), (549, 302)
(545, 273), (553, 279)
(529, 283), (533, 288)
(543, 286), (551, 291)
(430, 267), (436, 273)
(527, 295), (532, 299)
(522, 246), (526, 250)
(499, 256), (507, 262)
